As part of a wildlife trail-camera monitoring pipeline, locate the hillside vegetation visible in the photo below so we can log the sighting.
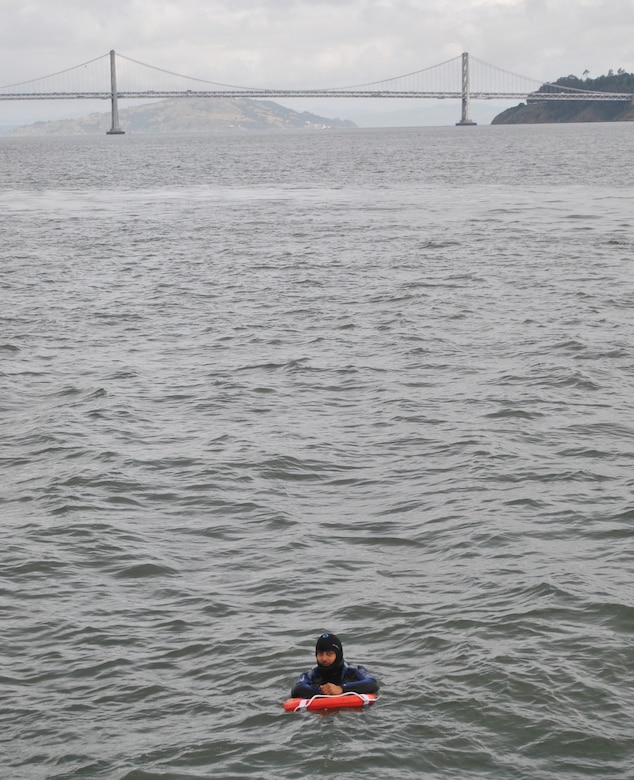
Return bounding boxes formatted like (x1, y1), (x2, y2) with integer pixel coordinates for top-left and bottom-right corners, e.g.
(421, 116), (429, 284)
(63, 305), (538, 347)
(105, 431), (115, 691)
(493, 70), (634, 124)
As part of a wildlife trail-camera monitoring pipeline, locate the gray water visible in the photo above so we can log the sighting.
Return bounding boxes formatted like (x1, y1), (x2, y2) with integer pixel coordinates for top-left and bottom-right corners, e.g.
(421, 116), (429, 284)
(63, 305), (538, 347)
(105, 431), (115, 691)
(1, 123), (633, 779)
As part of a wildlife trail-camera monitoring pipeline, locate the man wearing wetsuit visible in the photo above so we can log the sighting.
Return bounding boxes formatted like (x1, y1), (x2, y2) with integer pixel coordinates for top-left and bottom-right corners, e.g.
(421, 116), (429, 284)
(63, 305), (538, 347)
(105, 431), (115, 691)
(290, 633), (379, 698)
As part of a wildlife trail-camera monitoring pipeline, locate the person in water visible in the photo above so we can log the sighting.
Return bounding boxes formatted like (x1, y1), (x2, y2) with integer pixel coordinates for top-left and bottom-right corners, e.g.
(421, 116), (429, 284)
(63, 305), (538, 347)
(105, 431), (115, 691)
(290, 632), (379, 697)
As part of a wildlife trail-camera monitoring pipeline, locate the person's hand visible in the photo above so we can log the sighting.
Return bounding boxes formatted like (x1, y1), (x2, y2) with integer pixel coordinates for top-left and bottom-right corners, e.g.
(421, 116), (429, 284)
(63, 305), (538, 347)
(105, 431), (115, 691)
(319, 683), (343, 695)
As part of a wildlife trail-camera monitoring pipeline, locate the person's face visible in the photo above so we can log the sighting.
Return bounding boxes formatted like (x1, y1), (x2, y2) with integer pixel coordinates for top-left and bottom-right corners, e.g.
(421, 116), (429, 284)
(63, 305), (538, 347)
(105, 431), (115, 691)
(317, 650), (337, 666)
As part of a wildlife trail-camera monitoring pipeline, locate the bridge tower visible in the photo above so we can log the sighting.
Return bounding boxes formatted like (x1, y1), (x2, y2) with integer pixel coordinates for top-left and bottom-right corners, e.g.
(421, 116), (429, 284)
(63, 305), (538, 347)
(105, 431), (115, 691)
(106, 50), (125, 135)
(456, 52), (477, 126)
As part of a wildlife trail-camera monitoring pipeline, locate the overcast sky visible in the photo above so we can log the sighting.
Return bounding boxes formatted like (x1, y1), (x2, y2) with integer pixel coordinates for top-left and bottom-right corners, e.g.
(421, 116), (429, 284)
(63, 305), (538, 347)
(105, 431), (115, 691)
(1, 0), (633, 126)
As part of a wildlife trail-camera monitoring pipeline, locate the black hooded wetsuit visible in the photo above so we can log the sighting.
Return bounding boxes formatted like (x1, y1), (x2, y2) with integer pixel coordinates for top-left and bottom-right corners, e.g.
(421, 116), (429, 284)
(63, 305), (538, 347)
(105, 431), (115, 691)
(290, 632), (379, 698)
(290, 661), (379, 698)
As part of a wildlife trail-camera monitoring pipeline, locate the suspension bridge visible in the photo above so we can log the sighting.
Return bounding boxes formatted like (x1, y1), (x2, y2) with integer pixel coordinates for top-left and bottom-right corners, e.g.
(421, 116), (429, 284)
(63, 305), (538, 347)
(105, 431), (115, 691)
(1, 50), (632, 133)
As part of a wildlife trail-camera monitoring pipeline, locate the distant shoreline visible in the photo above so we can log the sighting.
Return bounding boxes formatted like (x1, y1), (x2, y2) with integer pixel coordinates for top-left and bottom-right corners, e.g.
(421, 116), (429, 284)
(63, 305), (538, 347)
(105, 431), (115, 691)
(4, 97), (356, 137)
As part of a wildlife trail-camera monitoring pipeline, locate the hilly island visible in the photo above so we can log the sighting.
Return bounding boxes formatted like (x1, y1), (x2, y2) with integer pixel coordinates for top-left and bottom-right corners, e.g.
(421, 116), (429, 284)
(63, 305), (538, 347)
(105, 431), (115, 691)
(493, 69), (634, 124)
(8, 97), (355, 136)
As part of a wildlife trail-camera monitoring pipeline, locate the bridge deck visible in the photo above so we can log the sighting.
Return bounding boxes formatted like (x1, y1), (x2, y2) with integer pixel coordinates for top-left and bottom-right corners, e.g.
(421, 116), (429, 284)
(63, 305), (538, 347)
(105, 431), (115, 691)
(1, 90), (631, 101)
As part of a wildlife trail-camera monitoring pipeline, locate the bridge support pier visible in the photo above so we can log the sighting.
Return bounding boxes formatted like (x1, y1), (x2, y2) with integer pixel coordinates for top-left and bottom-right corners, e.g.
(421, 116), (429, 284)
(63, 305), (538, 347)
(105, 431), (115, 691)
(106, 49), (125, 135)
(456, 52), (477, 126)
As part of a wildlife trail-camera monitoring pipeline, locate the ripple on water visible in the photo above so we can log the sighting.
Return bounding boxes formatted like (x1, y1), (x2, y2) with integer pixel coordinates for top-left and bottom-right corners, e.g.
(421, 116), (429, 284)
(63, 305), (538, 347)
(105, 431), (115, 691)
(2, 128), (634, 779)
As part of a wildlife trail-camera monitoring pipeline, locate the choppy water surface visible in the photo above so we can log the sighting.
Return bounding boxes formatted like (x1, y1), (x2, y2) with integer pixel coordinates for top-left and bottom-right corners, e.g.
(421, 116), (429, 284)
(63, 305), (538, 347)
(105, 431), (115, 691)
(1, 124), (633, 779)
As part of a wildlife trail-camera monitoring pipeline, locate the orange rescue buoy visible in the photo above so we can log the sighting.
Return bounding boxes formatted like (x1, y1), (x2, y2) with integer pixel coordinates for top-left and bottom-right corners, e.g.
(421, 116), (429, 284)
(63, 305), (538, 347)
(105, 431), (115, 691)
(283, 692), (377, 712)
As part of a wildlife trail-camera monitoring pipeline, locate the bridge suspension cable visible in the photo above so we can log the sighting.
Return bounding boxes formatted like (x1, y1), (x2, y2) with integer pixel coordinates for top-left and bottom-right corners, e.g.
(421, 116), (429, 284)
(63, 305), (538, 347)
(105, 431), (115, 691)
(0, 53), (111, 98)
(114, 52), (267, 92)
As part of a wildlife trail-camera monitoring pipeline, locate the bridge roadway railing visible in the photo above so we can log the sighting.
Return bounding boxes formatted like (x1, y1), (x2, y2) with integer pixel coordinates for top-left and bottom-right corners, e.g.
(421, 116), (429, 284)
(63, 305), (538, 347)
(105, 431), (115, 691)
(0, 92), (112, 100)
(118, 90), (632, 101)
(2, 89), (631, 101)
(527, 91), (631, 103)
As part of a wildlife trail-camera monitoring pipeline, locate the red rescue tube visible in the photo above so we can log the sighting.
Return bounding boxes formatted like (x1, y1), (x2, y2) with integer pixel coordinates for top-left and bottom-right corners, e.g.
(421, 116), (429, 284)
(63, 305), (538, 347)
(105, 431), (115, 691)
(283, 692), (377, 712)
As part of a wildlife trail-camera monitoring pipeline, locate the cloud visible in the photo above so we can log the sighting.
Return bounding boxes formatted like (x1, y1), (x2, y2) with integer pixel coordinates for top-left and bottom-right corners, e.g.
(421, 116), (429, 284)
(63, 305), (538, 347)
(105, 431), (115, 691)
(3, 0), (634, 81)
